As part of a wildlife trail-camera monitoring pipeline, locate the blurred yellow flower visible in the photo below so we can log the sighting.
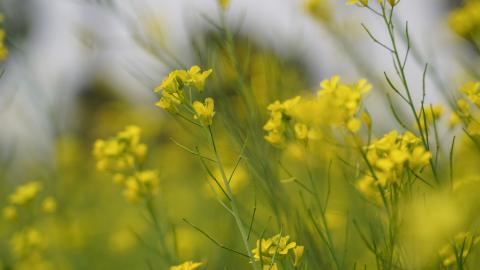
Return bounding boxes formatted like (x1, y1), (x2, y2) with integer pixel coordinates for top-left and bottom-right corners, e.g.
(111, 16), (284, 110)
(438, 232), (480, 267)
(449, 2), (480, 38)
(293, 245), (305, 266)
(0, 29), (7, 61)
(304, 0), (331, 22)
(41, 197), (57, 214)
(170, 261), (203, 270)
(3, 206), (17, 220)
(218, 0), (230, 10)
(10, 228), (44, 258)
(9, 181), (42, 206)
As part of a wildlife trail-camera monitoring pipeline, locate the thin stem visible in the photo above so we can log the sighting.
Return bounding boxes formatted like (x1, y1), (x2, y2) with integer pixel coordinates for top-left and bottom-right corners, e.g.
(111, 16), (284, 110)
(207, 126), (258, 270)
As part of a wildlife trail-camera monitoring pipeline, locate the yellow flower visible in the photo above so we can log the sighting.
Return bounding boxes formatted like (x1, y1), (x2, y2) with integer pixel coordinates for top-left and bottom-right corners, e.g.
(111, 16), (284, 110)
(93, 125), (146, 172)
(360, 130), (430, 190)
(264, 132), (285, 147)
(155, 66), (212, 94)
(439, 232), (480, 267)
(409, 146), (432, 169)
(186, 66), (213, 91)
(9, 181), (42, 206)
(193, 98), (215, 126)
(293, 245), (305, 266)
(252, 234), (299, 264)
(263, 264), (278, 270)
(41, 197), (57, 213)
(10, 228), (44, 257)
(263, 96), (301, 147)
(218, 0), (230, 10)
(155, 92), (183, 112)
(304, 0), (331, 22)
(170, 261), (203, 270)
(294, 122), (309, 140)
(154, 66), (212, 113)
(347, 118), (361, 133)
(448, 112), (461, 129)
(0, 29), (7, 61)
(136, 170), (160, 194)
(449, 2), (480, 38)
(3, 206), (17, 220)
(459, 82), (480, 107)
(347, 0), (368, 6)
(123, 178), (140, 204)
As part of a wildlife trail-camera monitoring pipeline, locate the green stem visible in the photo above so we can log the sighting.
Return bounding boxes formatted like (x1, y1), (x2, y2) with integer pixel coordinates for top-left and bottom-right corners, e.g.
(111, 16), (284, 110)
(207, 126), (258, 270)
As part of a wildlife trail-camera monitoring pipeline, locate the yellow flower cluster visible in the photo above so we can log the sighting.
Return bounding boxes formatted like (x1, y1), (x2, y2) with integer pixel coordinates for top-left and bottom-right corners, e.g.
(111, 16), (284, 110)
(170, 261), (203, 270)
(2, 181), (56, 269)
(453, 82), (480, 135)
(3, 181), (56, 221)
(356, 131), (431, 197)
(449, 1), (480, 39)
(263, 96), (302, 147)
(460, 81), (480, 108)
(93, 126), (158, 203)
(154, 66), (212, 112)
(263, 76), (371, 147)
(10, 228), (45, 258)
(8, 181), (42, 206)
(314, 76), (371, 132)
(438, 232), (480, 267)
(93, 125), (147, 172)
(154, 66), (216, 126)
(252, 234), (304, 268)
(8, 227), (53, 270)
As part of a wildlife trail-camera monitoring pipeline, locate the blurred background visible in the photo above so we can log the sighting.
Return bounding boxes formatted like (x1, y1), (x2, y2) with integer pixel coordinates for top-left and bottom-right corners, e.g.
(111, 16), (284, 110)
(0, 0), (472, 172)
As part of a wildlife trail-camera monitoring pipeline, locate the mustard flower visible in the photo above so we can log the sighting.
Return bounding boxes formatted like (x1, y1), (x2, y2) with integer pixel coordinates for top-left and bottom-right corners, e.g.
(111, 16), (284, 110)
(123, 177), (140, 203)
(170, 261), (203, 270)
(293, 245), (305, 266)
(185, 66), (213, 91)
(347, 0), (368, 6)
(136, 170), (160, 195)
(218, 0), (230, 10)
(41, 197), (57, 214)
(9, 181), (42, 206)
(193, 98), (215, 126)
(459, 82), (480, 108)
(3, 206), (17, 220)
(93, 125), (146, 172)
(154, 66), (212, 112)
(356, 130), (431, 196)
(449, 2), (480, 38)
(252, 234), (298, 265)
(263, 96), (301, 147)
(304, 0), (331, 22)
(10, 228), (44, 258)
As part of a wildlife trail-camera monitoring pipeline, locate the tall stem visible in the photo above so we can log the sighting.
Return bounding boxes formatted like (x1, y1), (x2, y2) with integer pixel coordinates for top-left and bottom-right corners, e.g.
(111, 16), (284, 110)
(207, 126), (258, 270)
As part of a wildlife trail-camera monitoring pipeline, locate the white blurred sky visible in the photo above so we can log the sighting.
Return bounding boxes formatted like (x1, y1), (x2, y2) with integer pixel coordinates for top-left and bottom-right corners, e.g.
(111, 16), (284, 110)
(0, 0), (471, 170)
